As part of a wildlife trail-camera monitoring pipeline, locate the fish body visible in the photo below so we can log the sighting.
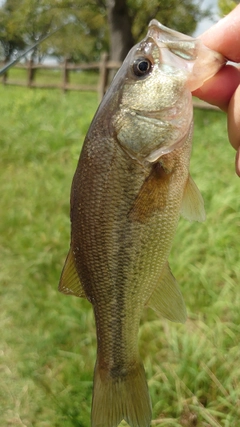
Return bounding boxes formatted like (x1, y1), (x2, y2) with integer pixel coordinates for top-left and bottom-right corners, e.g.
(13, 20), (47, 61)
(59, 21), (224, 427)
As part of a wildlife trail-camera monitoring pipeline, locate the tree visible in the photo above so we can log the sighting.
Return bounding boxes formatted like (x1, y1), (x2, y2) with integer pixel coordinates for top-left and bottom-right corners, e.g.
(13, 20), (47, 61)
(0, 0), (25, 60)
(0, 0), (109, 62)
(106, 0), (134, 62)
(128, 0), (210, 41)
(0, 0), (211, 63)
(45, 1), (109, 62)
(218, 0), (239, 15)
(107, 0), (211, 62)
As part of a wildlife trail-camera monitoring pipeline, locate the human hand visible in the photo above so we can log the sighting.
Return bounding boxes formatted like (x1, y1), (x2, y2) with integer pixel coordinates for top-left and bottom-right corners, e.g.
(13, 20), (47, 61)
(192, 5), (240, 176)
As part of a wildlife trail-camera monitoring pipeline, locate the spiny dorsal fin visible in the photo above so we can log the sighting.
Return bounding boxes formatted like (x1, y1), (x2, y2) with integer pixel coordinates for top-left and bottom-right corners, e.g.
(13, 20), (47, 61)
(58, 247), (86, 298)
(146, 263), (187, 323)
(180, 174), (206, 222)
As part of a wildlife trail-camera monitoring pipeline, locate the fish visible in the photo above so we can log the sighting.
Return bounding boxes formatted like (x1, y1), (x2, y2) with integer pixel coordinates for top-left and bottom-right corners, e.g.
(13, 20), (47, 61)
(59, 20), (225, 427)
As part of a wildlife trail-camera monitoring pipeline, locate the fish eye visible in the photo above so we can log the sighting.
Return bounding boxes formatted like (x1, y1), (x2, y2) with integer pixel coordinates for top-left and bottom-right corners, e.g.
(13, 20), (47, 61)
(132, 57), (152, 77)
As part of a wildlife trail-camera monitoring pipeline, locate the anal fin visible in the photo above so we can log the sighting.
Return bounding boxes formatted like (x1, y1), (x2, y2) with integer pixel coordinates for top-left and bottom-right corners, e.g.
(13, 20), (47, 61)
(180, 174), (206, 222)
(58, 247), (86, 298)
(147, 263), (187, 324)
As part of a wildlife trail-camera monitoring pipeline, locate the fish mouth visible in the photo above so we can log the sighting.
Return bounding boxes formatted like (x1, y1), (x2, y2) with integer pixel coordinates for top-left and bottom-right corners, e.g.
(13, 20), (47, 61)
(131, 106), (183, 125)
(147, 19), (226, 91)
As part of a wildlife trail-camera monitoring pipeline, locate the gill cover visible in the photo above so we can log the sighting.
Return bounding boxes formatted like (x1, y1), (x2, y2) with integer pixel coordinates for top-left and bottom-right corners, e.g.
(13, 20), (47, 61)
(110, 20), (225, 163)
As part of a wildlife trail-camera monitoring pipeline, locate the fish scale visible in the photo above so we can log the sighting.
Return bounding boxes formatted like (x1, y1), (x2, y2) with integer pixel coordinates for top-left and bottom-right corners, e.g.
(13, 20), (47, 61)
(59, 19), (225, 427)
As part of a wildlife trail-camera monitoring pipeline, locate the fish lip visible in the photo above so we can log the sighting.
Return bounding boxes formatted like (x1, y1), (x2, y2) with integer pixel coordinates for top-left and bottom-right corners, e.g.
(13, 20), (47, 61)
(131, 106), (182, 123)
(148, 19), (194, 44)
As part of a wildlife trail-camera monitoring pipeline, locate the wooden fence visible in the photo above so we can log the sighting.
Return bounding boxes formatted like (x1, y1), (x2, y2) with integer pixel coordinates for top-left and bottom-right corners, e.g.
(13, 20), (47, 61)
(0, 53), (220, 110)
(0, 53), (121, 100)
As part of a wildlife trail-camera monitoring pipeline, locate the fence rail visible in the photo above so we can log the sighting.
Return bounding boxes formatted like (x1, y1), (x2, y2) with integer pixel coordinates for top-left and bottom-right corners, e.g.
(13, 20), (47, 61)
(0, 53), (220, 110)
(0, 53), (121, 100)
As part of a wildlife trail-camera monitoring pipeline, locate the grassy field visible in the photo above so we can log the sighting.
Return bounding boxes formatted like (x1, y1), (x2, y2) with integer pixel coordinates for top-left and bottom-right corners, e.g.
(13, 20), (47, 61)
(0, 84), (240, 427)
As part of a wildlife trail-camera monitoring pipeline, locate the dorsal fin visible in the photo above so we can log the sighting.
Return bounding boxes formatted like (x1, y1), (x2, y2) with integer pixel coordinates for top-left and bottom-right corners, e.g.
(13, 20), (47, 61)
(146, 263), (187, 323)
(180, 174), (206, 222)
(58, 247), (86, 298)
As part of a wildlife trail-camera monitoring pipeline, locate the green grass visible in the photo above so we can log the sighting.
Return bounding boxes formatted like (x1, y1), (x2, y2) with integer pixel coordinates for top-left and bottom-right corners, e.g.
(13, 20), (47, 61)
(0, 85), (240, 427)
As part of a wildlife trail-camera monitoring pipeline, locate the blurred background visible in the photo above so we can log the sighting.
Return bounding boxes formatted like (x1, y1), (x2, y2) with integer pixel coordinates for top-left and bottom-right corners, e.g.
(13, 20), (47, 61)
(1, 1), (240, 427)
(0, 0), (236, 66)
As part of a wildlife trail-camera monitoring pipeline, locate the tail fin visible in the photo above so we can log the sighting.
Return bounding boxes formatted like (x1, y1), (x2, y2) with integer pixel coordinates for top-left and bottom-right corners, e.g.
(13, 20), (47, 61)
(91, 360), (152, 427)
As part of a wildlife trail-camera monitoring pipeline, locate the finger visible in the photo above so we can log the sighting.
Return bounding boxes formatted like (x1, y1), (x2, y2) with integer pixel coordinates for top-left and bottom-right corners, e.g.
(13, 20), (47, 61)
(227, 83), (240, 151)
(199, 4), (240, 62)
(193, 65), (240, 112)
(235, 147), (240, 177)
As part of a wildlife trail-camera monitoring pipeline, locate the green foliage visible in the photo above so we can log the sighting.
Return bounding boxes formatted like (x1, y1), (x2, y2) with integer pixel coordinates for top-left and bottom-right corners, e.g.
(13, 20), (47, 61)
(0, 0), (26, 59)
(0, 86), (240, 426)
(0, 0), (211, 63)
(0, 0), (109, 62)
(218, 0), (238, 16)
(128, 0), (210, 41)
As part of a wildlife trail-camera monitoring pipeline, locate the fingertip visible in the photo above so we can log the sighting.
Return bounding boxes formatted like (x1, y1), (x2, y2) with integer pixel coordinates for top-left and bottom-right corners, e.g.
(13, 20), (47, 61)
(193, 65), (240, 111)
(228, 84), (240, 151)
(235, 147), (240, 177)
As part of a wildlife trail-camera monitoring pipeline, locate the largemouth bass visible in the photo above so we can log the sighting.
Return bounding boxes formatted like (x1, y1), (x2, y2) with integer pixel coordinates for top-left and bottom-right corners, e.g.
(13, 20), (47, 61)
(59, 20), (224, 427)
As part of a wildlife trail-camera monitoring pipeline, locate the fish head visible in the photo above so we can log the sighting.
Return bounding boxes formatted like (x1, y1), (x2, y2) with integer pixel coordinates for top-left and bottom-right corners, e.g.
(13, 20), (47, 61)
(98, 20), (225, 163)
(147, 20), (225, 92)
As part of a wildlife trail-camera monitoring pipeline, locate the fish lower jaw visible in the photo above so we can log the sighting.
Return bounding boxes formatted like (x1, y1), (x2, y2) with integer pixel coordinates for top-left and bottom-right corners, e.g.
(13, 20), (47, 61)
(130, 104), (189, 122)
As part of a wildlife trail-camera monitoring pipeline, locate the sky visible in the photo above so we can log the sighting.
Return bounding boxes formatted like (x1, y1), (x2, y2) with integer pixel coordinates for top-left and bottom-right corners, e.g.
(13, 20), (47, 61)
(193, 0), (220, 36)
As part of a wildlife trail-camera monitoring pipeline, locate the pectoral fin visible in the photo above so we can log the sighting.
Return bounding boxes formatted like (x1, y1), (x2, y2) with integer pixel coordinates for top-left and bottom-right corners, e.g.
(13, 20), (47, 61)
(147, 263), (187, 323)
(180, 174), (206, 222)
(58, 247), (86, 298)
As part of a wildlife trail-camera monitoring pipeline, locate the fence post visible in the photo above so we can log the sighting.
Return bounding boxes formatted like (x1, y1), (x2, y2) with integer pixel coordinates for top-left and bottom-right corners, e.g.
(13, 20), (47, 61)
(98, 52), (108, 100)
(1, 58), (9, 85)
(62, 58), (69, 92)
(27, 59), (35, 87)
